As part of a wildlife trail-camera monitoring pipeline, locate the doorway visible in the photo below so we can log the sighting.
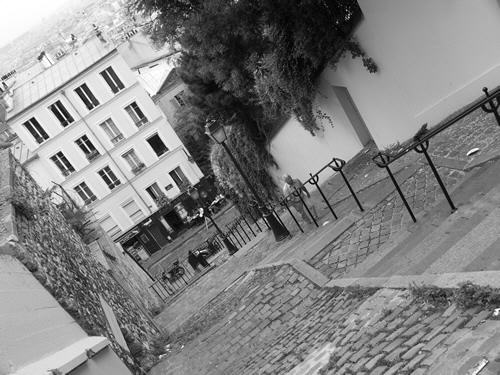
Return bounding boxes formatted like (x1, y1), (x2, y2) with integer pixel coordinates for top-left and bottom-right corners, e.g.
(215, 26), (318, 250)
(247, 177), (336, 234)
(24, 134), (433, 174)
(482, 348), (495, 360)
(163, 210), (184, 232)
(332, 86), (373, 146)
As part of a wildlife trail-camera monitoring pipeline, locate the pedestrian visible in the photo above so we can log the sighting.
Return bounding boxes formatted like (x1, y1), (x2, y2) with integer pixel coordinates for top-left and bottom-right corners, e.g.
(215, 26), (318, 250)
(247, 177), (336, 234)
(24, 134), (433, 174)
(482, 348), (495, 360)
(187, 250), (200, 272)
(283, 174), (318, 225)
(195, 249), (210, 268)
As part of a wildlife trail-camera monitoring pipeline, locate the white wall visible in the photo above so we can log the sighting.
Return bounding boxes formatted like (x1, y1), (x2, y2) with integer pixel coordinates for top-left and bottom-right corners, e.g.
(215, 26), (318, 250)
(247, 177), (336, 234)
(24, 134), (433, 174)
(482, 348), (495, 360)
(0, 255), (87, 372)
(324, 0), (500, 148)
(269, 81), (364, 185)
(155, 82), (186, 127)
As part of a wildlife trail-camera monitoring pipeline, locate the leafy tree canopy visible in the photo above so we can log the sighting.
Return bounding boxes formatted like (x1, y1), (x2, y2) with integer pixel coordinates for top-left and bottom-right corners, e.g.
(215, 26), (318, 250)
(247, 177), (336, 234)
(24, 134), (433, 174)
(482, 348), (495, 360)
(127, 0), (376, 205)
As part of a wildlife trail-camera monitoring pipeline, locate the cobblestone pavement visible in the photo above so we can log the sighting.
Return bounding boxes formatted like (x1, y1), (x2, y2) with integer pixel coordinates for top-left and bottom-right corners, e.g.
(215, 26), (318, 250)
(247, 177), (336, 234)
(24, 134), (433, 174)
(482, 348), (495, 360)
(430, 109), (500, 162)
(309, 161), (465, 279)
(150, 265), (495, 375)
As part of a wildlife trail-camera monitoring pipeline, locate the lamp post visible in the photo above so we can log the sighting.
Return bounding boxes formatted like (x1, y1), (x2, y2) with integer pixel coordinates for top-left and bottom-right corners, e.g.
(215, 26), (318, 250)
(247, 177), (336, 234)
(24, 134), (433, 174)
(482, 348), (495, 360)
(205, 120), (290, 242)
(188, 186), (239, 255)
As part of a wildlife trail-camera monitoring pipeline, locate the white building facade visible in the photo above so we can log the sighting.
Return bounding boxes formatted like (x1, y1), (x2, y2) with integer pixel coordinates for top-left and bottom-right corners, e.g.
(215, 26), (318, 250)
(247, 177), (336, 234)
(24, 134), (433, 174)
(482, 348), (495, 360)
(5, 38), (203, 255)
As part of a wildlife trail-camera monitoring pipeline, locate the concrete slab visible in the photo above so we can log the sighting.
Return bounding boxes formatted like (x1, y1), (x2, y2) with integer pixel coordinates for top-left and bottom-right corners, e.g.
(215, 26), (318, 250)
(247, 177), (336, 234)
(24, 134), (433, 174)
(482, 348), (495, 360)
(328, 270), (500, 289)
(427, 320), (500, 375)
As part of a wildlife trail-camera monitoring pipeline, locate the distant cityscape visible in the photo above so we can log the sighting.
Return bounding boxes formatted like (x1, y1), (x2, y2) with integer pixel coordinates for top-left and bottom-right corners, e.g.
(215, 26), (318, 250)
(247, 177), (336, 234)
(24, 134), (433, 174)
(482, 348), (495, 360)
(0, 0), (137, 76)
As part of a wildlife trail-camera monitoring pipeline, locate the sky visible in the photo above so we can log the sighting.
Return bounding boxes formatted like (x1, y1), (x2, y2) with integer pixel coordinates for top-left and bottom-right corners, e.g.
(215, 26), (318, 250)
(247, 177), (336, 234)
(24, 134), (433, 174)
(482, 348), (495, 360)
(0, 0), (73, 47)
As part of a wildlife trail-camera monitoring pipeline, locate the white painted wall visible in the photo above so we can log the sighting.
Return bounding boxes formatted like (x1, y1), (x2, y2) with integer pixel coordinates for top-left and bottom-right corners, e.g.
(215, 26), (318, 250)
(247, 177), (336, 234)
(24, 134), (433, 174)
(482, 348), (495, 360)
(155, 81), (187, 127)
(0, 255), (86, 372)
(324, 0), (500, 148)
(269, 81), (364, 185)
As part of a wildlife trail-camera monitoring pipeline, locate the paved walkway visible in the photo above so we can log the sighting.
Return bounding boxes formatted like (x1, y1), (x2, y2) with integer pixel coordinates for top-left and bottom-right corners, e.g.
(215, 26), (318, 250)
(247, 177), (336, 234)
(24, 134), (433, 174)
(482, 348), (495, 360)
(150, 108), (500, 374)
(150, 265), (500, 375)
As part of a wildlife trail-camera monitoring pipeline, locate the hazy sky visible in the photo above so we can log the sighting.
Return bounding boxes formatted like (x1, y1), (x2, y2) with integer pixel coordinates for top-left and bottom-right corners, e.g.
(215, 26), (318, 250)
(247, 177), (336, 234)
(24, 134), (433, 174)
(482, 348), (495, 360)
(0, 0), (73, 47)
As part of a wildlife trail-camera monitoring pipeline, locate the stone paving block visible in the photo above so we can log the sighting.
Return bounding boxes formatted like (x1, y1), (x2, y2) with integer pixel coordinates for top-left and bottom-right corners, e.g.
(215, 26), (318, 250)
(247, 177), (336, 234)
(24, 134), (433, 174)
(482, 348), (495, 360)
(443, 316), (469, 333)
(404, 353), (427, 371)
(385, 362), (405, 375)
(422, 333), (447, 352)
(402, 343), (425, 360)
(464, 310), (491, 328)
(420, 346), (447, 367)
(365, 353), (384, 371)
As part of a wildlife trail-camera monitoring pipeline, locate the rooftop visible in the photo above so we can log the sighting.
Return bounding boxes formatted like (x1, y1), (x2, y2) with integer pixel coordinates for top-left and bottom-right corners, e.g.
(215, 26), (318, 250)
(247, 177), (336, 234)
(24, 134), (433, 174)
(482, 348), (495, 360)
(7, 37), (116, 121)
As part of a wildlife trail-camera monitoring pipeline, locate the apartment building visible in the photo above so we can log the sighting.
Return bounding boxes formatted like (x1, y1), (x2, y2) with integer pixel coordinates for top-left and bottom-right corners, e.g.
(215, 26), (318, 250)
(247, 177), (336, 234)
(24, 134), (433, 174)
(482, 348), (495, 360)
(4, 37), (203, 256)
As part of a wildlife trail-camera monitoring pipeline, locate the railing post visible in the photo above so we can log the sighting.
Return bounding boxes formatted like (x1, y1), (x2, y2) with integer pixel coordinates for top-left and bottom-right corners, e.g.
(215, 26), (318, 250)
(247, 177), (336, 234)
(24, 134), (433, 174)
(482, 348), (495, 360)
(293, 187), (319, 227)
(481, 87), (500, 127)
(414, 140), (457, 212)
(308, 173), (337, 220)
(238, 218), (252, 241)
(241, 215), (256, 237)
(281, 199), (303, 233)
(247, 208), (263, 232)
(329, 157), (364, 212)
(374, 152), (416, 223)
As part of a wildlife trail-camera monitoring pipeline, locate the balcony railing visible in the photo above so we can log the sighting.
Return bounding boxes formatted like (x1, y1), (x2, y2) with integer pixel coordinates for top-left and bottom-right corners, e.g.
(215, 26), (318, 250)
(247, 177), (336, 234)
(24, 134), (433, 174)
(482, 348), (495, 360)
(131, 163), (146, 175)
(86, 150), (100, 162)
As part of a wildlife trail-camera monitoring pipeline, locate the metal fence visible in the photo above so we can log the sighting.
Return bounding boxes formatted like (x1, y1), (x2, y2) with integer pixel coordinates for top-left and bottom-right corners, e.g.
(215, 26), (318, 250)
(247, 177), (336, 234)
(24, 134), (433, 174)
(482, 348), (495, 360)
(372, 86), (500, 222)
(275, 157), (364, 233)
(149, 214), (264, 302)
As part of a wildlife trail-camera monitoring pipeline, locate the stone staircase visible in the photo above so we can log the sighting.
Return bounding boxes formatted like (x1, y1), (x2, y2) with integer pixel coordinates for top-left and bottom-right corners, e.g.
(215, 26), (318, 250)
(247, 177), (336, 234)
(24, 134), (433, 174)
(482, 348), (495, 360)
(343, 157), (500, 280)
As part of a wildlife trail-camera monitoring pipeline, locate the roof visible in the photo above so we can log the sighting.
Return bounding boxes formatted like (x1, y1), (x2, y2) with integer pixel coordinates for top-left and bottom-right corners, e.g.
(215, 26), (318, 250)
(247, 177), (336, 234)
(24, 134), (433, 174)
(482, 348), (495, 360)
(136, 63), (179, 96)
(117, 31), (176, 69)
(7, 37), (116, 121)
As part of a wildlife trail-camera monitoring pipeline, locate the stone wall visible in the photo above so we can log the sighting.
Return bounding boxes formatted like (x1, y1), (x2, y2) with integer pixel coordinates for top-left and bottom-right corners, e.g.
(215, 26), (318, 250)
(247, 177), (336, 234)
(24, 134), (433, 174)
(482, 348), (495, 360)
(90, 228), (163, 312)
(0, 150), (161, 373)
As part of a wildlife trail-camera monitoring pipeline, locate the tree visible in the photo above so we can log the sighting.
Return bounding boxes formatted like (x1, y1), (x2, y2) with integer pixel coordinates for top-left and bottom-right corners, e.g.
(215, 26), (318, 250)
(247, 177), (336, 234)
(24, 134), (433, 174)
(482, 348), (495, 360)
(126, 0), (376, 205)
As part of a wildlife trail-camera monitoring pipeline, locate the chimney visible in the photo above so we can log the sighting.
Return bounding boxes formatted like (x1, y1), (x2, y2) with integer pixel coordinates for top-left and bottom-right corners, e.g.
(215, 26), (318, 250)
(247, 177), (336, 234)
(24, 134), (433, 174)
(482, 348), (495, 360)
(37, 51), (54, 69)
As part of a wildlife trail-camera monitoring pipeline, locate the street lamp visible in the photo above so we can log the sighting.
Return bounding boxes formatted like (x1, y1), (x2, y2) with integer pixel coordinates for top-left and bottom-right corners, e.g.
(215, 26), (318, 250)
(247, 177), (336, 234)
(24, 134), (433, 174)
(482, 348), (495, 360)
(188, 186), (239, 255)
(205, 120), (289, 242)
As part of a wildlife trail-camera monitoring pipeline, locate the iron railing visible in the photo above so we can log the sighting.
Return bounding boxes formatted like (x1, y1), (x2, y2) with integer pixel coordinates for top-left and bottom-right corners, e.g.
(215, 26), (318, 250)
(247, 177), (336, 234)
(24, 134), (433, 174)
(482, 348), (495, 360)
(149, 213), (263, 302)
(372, 86), (500, 222)
(276, 157), (364, 233)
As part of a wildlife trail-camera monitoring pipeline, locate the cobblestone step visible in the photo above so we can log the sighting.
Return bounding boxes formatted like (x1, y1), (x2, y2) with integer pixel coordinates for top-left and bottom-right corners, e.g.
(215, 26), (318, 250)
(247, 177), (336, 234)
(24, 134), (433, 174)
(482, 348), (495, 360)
(343, 158), (500, 279)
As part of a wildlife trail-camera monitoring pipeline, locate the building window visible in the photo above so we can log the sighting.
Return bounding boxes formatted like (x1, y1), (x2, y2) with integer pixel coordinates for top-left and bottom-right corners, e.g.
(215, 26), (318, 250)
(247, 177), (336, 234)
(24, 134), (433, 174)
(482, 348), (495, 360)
(174, 91), (185, 107)
(169, 166), (189, 190)
(23, 117), (49, 144)
(75, 135), (99, 161)
(100, 66), (124, 94)
(98, 166), (121, 190)
(122, 149), (145, 174)
(146, 182), (163, 201)
(74, 182), (97, 205)
(99, 118), (124, 145)
(146, 133), (168, 156)
(122, 200), (145, 223)
(50, 151), (75, 176)
(99, 215), (121, 238)
(125, 101), (148, 127)
(75, 83), (100, 110)
(48, 100), (74, 127)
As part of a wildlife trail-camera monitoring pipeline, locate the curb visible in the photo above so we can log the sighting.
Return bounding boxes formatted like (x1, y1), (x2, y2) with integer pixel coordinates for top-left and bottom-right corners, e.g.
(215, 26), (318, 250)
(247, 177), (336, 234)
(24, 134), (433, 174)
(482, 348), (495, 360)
(327, 270), (500, 289)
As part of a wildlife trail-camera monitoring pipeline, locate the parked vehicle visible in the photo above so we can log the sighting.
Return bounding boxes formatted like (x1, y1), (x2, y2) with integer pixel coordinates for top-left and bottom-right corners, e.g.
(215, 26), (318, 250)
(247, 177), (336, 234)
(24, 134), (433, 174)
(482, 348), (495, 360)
(161, 260), (185, 283)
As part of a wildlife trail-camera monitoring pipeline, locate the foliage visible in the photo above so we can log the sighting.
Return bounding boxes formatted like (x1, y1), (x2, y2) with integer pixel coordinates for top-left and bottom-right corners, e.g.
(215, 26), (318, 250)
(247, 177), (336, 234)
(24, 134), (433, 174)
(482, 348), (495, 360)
(58, 204), (93, 242)
(409, 282), (500, 309)
(155, 193), (172, 210)
(210, 126), (280, 211)
(174, 104), (213, 175)
(127, 0), (378, 200)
